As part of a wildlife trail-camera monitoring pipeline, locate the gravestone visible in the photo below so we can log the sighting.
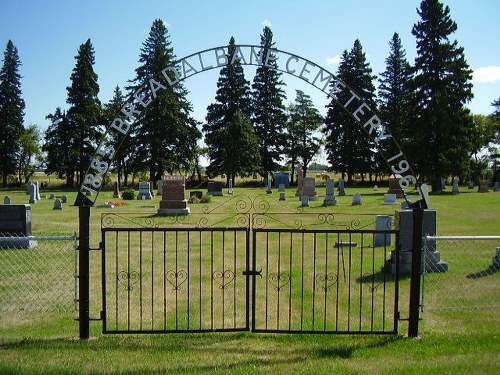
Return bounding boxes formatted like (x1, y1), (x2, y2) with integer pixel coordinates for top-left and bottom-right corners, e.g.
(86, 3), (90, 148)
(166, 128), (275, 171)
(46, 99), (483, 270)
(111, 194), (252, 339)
(3, 196), (11, 205)
(157, 179), (163, 195)
(385, 209), (447, 274)
(266, 177), (272, 194)
(34, 181), (41, 200)
(0, 204), (36, 248)
(492, 247), (500, 268)
(49, 193), (55, 199)
(494, 182), (499, 192)
(351, 192), (362, 205)
(137, 181), (153, 200)
(61, 195), (68, 204)
(302, 177), (318, 201)
(189, 191), (203, 201)
(338, 178), (346, 196)
(278, 184), (286, 201)
(274, 172), (290, 188)
(158, 175), (190, 216)
(374, 215), (392, 247)
(468, 180), (474, 189)
(373, 185), (379, 191)
(28, 183), (37, 204)
(452, 178), (460, 195)
(228, 179), (234, 195)
(323, 179), (336, 206)
(478, 180), (489, 193)
(295, 165), (303, 197)
(207, 181), (223, 196)
(113, 181), (120, 198)
(383, 193), (397, 205)
(53, 199), (63, 210)
(301, 195), (309, 207)
(388, 174), (404, 197)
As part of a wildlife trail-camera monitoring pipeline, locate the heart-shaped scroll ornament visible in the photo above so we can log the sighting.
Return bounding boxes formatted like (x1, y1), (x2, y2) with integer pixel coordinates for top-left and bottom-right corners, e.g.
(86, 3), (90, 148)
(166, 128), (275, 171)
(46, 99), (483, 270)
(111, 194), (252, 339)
(117, 271), (140, 291)
(212, 270), (235, 289)
(363, 273), (382, 292)
(268, 272), (290, 291)
(315, 272), (338, 291)
(166, 270), (188, 290)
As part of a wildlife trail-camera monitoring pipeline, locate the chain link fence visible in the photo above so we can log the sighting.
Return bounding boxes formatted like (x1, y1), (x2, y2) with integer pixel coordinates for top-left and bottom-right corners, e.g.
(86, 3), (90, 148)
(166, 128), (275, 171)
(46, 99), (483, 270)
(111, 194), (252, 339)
(421, 236), (500, 312)
(0, 234), (78, 314)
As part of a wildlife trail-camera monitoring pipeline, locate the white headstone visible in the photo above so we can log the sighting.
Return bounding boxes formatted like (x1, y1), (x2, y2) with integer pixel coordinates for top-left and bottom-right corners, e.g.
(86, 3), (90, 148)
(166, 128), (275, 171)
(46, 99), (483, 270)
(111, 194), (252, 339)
(383, 193), (397, 205)
(157, 179), (163, 195)
(34, 181), (41, 200)
(374, 215), (392, 246)
(278, 183), (285, 201)
(323, 179), (337, 206)
(352, 192), (362, 205)
(266, 177), (272, 194)
(338, 178), (346, 196)
(137, 181), (153, 200)
(452, 178), (460, 195)
(28, 183), (37, 204)
(228, 179), (234, 195)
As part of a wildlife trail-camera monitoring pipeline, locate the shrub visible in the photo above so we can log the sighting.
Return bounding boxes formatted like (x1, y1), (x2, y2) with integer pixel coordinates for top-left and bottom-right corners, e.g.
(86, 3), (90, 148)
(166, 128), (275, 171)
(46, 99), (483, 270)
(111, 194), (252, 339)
(199, 194), (211, 203)
(122, 189), (135, 200)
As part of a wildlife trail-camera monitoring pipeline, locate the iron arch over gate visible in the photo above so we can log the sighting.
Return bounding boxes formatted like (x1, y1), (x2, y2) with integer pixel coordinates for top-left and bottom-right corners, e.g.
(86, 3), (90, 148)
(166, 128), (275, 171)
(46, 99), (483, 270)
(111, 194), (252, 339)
(74, 44), (418, 206)
(75, 43), (426, 340)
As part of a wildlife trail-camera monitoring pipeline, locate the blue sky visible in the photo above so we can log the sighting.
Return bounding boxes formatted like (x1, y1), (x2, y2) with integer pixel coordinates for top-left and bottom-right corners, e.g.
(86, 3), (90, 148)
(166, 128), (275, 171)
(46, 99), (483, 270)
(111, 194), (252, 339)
(1, 0), (499, 132)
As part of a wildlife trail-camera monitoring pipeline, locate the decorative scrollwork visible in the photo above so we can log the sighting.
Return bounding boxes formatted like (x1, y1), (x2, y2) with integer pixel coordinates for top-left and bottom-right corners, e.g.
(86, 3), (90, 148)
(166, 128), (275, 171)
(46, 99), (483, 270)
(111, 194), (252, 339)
(117, 271), (140, 291)
(212, 270), (235, 289)
(166, 270), (188, 290)
(102, 214), (115, 228)
(236, 214), (250, 228)
(196, 216), (210, 228)
(315, 272), (338, 291)
(144, 217), (159, 228)
(362, 273), (382, 292)
(318, 213), (335, 226)
(252, 214), (267, 229)
(268, 272), (290, 291)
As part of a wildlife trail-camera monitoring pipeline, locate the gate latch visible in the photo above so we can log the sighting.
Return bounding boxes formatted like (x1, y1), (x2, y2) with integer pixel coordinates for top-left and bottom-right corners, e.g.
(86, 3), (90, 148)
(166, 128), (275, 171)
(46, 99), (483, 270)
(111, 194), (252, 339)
(243, 268), (262, 278)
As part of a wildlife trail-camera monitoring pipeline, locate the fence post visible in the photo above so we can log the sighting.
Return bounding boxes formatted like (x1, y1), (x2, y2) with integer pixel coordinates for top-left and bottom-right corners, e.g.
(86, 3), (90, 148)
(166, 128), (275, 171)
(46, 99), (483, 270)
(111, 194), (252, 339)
(78, 205), (91, 340)
(408, 207), (424, 337)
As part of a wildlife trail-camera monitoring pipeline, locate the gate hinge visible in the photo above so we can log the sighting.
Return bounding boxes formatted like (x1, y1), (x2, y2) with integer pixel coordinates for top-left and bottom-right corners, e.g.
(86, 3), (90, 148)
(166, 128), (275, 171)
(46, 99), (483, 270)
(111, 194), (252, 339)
(243, 269), (262, 278)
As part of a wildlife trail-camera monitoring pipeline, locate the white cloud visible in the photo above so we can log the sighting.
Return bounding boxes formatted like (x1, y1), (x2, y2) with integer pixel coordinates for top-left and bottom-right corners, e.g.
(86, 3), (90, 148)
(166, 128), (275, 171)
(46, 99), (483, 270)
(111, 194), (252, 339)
(262, 19), (272, 28)
(473, 66), (500, 83)
(326, 55), (341, 66)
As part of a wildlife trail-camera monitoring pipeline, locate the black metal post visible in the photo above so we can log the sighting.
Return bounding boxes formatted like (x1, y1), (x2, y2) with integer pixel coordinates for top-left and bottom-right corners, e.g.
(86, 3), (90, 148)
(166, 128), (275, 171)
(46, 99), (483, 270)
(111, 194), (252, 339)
(78, 205), (91, 340)
(408, 208), (424, 337)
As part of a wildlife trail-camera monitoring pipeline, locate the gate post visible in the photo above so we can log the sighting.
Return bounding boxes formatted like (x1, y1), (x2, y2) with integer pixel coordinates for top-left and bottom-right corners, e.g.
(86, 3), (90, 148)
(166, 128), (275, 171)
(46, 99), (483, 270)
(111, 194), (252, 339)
(408, 207), (424, 337)
(78, 205), (91, 340)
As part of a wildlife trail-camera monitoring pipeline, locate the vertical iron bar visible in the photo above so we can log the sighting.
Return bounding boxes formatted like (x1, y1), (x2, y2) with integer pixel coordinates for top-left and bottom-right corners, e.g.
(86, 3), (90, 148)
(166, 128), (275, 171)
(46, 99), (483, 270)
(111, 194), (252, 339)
(139, 231), (143, 331)
(359, 234), (363, 331)
(163, 231), (167, 330)
(114, 231), (118, 330)
(323, 232), (328, 331)
(233, 230), (237, 329)
(251, 229), (256, 332)
(78, 205), (90, 340)
(394, 230), (400, 334)
(265, 231), (269, 329)
(301, 231), (305, 331)
(276, 231), (281, 330)
(288, 232), (293, 331)
(312, 232), (317, 330)
(187, 230), (190, 329)
(127, 231), (131, 331)
(408, 208), (424, 337)
(151, 231), (154, 330)
(199, 231), (202, 330)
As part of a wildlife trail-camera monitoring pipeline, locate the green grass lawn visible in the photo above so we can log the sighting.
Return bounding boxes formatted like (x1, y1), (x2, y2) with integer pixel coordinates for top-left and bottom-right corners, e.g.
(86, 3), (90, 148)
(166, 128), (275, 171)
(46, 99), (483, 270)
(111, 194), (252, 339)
(0, 180), (499, 374)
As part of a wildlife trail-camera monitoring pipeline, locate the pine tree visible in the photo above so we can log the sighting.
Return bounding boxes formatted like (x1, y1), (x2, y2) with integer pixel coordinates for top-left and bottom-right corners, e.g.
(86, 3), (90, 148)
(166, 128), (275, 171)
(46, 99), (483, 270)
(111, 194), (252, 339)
(324, 40), (376, 184)
(251, 26), (287, 178)
(204, 37), (260, 185)
(43, 108), (76, 186)
(283, 103), (301, 184)
(411, 0), (474, 191)
(17, 124), (41, 184)
(378, 33), (414, 175)
(66, 38), (102, 188)
(289, 90), (323, 178)
(0, 40), (25, 187)
(104, 85), (136, 186)
(130, 19), (200, 182)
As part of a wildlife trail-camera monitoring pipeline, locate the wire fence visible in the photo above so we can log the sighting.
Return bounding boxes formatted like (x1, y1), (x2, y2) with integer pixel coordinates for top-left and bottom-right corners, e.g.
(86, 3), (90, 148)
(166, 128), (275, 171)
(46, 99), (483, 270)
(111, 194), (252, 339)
(421, 236), (500, 312)
(0, 234), (78, 314)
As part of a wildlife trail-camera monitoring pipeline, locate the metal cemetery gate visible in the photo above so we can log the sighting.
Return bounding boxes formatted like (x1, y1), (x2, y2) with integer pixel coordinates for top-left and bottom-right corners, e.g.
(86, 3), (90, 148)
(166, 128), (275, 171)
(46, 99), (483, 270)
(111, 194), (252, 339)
(100, 212), (400, 335)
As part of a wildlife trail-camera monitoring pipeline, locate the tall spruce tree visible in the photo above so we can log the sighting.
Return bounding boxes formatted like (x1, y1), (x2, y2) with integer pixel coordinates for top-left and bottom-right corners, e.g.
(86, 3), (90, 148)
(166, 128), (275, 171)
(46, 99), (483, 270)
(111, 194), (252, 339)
(324, 40), (376, 184)
(411, 0), (474, 191)
(251, 26), (287, 178)
(66, 38), (101, 187)
(130, 19), (200, 182)
(104, 85), (136, 186)
(204, 37), (260, 185)
(0, 40), (25, 187)
(289, 90), (323, 178)
(378, 33), (414, 174)
(43, 108), (76, 186)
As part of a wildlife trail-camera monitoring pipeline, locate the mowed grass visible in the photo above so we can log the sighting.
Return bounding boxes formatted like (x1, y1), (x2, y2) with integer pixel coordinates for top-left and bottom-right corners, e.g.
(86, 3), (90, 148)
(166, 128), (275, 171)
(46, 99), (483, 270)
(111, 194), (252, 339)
(0, 178), (499, 374)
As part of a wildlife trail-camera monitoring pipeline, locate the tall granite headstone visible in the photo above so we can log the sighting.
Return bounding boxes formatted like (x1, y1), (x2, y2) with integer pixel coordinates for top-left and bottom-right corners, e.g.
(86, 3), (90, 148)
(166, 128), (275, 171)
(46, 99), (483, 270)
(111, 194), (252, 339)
(323, 179), (336, 206)
(158, 175), (190, 216)
(137, 181), (153, 200)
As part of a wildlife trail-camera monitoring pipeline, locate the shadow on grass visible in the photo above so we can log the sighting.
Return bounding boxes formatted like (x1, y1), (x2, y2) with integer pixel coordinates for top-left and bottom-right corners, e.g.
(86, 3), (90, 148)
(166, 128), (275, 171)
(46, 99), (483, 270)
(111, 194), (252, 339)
(0, 331), (402, 373)
(466, 265), (499, 279)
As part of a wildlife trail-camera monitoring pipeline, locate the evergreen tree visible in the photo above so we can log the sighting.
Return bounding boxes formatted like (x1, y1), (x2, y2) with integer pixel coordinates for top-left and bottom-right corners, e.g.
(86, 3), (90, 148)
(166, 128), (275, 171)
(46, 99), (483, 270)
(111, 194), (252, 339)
(283, 103), (301, 184)
(66, 38), (102, 187)
(289, 90), (323, 178)
(378, 33), (414, 174)
(43, 108), (76, 186)
(0, 40), (25, 187)
(204, 37), (259, 185)
(104, 85), (137, 186)
(411, 0), (474, 191)
(251, 26), (287, 178)
(130, 19), (200, 182)
(324, 40), (376, 184)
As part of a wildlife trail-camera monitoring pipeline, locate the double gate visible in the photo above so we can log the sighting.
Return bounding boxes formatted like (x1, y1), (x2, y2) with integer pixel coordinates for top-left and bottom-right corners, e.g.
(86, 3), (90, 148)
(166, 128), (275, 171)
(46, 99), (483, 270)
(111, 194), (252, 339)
(100, 209), (400, 335)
